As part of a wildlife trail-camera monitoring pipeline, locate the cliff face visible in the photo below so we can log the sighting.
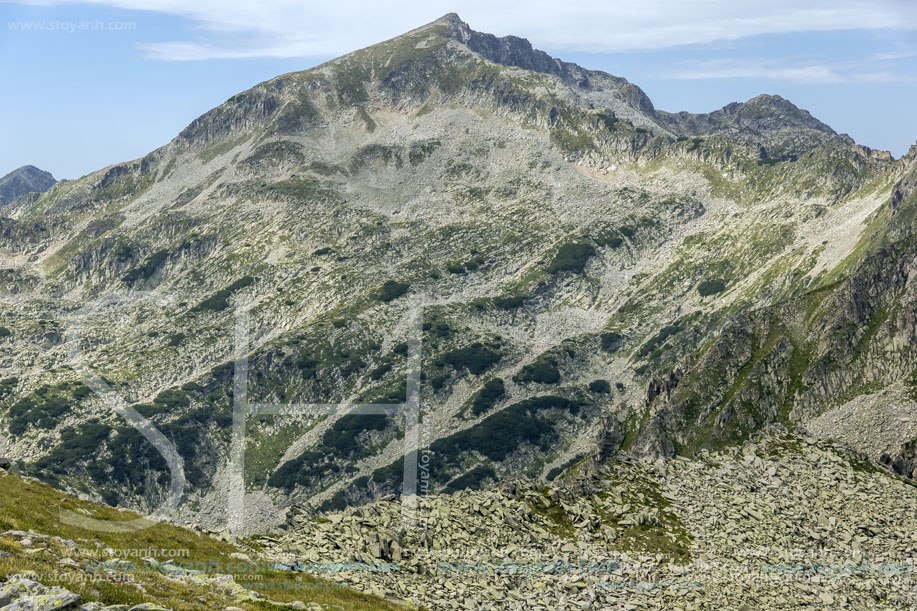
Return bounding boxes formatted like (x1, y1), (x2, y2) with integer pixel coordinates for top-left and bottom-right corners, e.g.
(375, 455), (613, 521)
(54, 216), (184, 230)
(625, 158), (917, 473)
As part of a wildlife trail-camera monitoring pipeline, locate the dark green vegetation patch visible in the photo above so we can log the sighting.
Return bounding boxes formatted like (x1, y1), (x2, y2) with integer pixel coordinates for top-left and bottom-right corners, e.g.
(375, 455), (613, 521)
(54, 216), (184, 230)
(446, 253), (486, 275)
(269, 380), (407, 491)
(22, 378), (233, 499)
(376, 280), (410, 302)
(193, 275), (254, 312)
(514, 354), (561, 384)
(429, 338), (504, 391)
(134, 388), (192, 418)
(493, 295), (524, 309)
(265, 178), (340, 203)
(469, 378), (505, 417)
(408, 140), (441, 165)
(697, 279), (727, 296)
(350, 144), (403, 172)
(370, 396), (583, 496)
(322, 414), (389, 455)
(441, 342), (501, 375)
(122, 249), (168, 285)
(369, 363), (392, 381)
(594, 232), (624, 249)
(0, 377), (18, 400)
(596, 112), (619, 131)
(31, 421), (117, 487)
(547, 243), (596, 274)
(637, 321), (686, 358)
(600, 332), (623, 353)
(443, 465), (496, 493)
(6, 381), (92, 436)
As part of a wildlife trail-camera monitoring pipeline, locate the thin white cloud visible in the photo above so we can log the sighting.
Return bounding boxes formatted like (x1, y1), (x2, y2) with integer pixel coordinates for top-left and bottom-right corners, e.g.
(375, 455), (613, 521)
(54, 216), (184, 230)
(666, 55), (917, 84)
(7, 0), (917, 60)
(848, 70), (917, 83)
(669, 63), (844, 84)
(871, 49), (917, 61)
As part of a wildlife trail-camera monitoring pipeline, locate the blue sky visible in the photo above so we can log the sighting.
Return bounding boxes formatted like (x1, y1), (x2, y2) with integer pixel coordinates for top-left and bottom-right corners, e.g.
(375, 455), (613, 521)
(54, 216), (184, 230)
(1, 0), (915, 180)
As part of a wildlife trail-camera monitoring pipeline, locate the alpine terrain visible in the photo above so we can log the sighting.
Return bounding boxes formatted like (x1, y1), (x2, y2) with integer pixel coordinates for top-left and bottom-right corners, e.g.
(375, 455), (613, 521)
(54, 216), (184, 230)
(1, 13), (917, 610)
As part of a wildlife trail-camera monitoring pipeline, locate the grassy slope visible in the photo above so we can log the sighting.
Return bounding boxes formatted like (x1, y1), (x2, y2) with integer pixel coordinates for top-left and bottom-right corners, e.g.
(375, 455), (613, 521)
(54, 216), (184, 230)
(0, 471), (408, 610)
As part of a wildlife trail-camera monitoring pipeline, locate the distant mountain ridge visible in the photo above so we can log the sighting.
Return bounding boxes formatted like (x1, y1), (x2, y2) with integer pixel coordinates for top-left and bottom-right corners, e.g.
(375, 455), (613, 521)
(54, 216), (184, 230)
(0, 165), (56, 205)
(657, 93), (853, 160)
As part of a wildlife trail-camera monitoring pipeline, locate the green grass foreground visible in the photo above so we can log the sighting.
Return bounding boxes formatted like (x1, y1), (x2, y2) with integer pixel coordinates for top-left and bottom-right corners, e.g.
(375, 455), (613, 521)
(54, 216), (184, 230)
(0, 471), (410, 610)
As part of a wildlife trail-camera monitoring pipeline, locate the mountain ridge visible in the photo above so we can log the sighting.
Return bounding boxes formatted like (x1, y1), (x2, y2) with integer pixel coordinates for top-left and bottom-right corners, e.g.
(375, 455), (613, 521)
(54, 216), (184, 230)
(167, 13), (874, 162)
(0, 13), (909, 536)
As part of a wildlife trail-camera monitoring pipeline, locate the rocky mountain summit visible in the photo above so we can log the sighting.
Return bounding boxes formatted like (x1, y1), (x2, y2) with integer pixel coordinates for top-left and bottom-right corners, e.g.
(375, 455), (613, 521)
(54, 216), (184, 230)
(0, 12), (912, 546)
(0, 166), (56, 206)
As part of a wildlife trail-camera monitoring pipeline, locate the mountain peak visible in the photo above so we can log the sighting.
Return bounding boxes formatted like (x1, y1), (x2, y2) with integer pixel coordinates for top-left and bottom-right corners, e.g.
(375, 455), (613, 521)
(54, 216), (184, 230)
(423, 14), (659, 121)
(657, 92), (851, 159)
(432, 15), (580, 85)
(747, 93), (792, 105)
(174, 12), (664, 148)
(432, 12), (465, 26)
(737, 93), (824, 120)
(0, 164), (56, 205)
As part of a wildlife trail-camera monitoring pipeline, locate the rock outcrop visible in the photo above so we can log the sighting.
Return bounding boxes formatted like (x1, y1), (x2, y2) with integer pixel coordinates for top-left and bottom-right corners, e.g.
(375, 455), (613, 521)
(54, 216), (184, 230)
(624, 213), (917, 463)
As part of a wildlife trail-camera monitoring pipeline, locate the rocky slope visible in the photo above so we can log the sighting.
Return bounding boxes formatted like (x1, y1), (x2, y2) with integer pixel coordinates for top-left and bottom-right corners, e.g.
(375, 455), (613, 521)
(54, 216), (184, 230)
(625, 148), (917, 467)
(0, 166), (56, 206)
(0, 13), (907, 535)
(264, 429), (917, 610)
